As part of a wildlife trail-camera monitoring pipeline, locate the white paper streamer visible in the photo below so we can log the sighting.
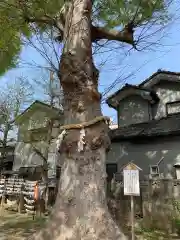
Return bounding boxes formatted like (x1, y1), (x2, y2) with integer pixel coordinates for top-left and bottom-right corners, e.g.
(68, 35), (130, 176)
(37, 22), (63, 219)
(25, 204), (34, 210)
(6, 199), (17, 206)
(78, 128), (85, 152)
(24, 197), (34, 204)
(56, 130), (67, 149)
(26, 209), (34, 214)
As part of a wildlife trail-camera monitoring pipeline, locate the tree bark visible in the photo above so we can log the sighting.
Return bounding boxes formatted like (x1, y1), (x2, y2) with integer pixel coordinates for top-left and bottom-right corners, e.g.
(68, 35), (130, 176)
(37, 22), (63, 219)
(31, 0), (127, 239)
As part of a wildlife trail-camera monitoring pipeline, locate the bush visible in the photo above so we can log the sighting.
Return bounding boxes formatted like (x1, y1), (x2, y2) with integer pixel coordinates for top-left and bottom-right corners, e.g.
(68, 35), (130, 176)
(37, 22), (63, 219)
(173, 218), (180, 235)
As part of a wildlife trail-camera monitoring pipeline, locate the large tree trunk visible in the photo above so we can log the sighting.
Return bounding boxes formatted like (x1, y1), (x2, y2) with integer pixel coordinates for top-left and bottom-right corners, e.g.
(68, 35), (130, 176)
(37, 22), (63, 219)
(32, 0), (127, 239)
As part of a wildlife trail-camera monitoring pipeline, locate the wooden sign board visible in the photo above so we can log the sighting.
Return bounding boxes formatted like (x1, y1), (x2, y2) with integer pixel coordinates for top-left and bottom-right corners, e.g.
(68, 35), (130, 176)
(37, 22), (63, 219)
(123, 162), (142, 196)
(123, 162), (142, 171)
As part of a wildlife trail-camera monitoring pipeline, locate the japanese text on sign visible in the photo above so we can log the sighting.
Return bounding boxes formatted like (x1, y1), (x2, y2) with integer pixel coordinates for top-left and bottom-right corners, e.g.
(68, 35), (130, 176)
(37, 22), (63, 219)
(123, 170), (140, 196)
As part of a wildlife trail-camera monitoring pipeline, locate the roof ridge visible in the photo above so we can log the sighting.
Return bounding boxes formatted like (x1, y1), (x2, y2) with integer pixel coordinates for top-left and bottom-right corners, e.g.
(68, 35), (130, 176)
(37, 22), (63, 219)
(110, 112), (180, 140)
(14, 100), (63, 124)
(139, 70), (180, 87)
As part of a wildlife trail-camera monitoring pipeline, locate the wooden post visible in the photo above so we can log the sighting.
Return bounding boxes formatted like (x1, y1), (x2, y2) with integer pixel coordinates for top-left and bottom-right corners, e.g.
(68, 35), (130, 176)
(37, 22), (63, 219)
(0, 195), (5, 215)
(18, 192), (25, 213)
(131, 195), (135, 240)
(123, 162), (142, 240)
(0, 176), (6, 215)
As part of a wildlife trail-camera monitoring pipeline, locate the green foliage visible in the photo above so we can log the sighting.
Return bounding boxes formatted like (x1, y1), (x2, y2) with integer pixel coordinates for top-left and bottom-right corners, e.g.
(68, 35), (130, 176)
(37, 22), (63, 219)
(0, 16), (21, 75)
(0, 2), (28, 75)
(0, 0), (169, 76)
(174, 218), (180, 235)
(173, 199), (180, 213)
(0, 0), (64, 75)
(136, 227), (172, 239)
(93, 0), (169, 28)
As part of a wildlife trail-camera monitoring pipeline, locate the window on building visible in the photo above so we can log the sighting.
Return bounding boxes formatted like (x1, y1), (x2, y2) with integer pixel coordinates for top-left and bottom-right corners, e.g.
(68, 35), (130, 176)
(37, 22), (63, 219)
(149, 165), (160, 176)
(56, 166), (61, 179)
(166, 101), (180, 115)
(5, 161), (13, 171)
(7, 150), (13, 156)
(106, 164), (117, 182)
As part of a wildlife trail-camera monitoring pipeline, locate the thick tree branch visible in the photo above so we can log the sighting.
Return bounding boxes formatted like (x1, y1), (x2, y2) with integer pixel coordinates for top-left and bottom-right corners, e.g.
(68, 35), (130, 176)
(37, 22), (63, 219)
(25, 15), (64, 38)
(24, 15), (53, 25)
(91, 24), (134, 45)
(25, 13), (134, 46)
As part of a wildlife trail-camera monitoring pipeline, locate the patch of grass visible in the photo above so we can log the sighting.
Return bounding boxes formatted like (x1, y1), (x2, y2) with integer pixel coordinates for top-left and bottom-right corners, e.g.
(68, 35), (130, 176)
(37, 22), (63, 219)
(136, 228), (166, 239)
(135, 227), (179, 240)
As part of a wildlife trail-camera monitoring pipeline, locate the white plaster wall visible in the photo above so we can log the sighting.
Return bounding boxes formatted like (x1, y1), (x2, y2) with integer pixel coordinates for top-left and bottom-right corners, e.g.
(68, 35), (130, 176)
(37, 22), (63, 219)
(51, 127), (59, 138)
(107, 136), (180, 179)
(28, 111), (49, 130)
(13, 139), (58, 178)
(13, 142), (44, 171)
(118, 95), (150, 126)
(152, 81), (180, 119)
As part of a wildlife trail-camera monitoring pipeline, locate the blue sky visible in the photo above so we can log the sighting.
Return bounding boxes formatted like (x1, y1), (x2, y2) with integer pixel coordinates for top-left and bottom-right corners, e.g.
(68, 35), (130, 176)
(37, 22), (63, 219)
(1, 1), (180, 124)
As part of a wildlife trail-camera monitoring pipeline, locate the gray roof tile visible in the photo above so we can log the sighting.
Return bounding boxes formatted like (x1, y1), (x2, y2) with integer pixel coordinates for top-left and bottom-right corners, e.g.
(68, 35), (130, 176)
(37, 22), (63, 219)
(110, 113), (180, 140)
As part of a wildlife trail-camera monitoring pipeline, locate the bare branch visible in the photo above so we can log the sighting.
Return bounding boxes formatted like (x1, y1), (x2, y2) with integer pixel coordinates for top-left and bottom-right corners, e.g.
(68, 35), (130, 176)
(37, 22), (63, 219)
(24, 15), (53, 25)
(0, 76), (33, 149)
(32, 146), (47, 164)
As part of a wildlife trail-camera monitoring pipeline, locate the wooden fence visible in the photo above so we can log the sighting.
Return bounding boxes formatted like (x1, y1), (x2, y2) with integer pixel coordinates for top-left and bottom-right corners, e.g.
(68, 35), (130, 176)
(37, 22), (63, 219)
(108, 178), (180, 232)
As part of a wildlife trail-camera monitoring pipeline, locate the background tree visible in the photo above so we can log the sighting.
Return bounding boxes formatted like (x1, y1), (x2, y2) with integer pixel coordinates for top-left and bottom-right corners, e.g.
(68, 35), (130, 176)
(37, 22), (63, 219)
(0, 0), (173, 239)
(0, 76), (33, 161)
(33, 68), (64, 210)
(33, 68), (63, 109)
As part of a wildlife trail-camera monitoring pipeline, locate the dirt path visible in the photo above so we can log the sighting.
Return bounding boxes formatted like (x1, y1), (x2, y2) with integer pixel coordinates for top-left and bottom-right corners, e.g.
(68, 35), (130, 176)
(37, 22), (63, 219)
(0, 211), (180, 240)
(0, 211), (46, 240)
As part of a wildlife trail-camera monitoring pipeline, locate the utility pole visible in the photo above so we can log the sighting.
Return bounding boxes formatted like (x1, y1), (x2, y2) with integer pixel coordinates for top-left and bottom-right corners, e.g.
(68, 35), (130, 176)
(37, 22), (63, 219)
(49, 70), (55, 107)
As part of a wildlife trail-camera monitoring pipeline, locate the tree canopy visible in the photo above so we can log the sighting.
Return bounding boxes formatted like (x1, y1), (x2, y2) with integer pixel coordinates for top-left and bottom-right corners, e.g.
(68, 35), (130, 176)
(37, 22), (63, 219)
(0, 0), (170, 75)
